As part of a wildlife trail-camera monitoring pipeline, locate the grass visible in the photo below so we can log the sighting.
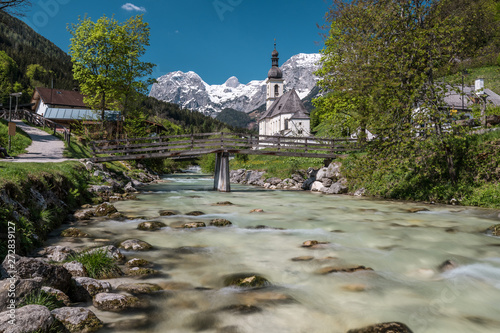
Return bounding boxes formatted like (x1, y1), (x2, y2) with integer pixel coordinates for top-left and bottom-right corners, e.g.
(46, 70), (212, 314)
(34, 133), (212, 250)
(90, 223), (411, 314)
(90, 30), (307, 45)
(0, 119), (32, 156)
(19, 290), (64, 311)
(66, 249), (122, 279)
(229, 154), (324, 179)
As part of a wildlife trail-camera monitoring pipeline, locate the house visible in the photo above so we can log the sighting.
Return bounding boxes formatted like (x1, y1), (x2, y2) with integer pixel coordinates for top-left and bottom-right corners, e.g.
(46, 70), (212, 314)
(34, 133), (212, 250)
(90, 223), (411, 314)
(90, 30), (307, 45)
(443, 79), (500, 118)
(31, 87), (121, 125)
(258, 44), (310, 136)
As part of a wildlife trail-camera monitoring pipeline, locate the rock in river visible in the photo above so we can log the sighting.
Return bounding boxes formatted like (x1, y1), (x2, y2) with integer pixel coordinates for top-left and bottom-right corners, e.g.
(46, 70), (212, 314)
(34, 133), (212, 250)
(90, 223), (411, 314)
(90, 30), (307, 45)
(61, 227), (91, 238)
(116, 283), (162, 295)
(94, 202), (118, 217)
(347, 322), (413, 333)
(137, 221), (166, 231)
(0, 305), (54, 333)
(51, 307), (103, 333)
(119, 239), (153, 251)
(223, 273), (271, 289)
(93, 293), (149, 312)
(210, 219), (233, 227)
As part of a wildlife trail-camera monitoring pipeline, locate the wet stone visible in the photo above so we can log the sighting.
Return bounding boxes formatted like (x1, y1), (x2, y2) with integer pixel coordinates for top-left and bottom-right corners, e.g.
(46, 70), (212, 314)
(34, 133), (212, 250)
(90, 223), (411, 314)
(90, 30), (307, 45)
(116, 283), (162, 295)
(159, 210), (179, 216)
(93, 293), (149, 312)
(223, 273), (271, 289)
(126, 258), (152, 267)
(127, 267), (160, 277)
(137, 221), (167, 231)
(316, 265), (374, 275)
(119, 239), (153, 251)
(347, 322), (414, 333)
(210, 219), (232, 227)
(186, 211), (205, 216)
(291, 256), (314, 262)
(220, 304), (261, 315)
(61, 227), (91, 238)
(183, 222), (206, 229)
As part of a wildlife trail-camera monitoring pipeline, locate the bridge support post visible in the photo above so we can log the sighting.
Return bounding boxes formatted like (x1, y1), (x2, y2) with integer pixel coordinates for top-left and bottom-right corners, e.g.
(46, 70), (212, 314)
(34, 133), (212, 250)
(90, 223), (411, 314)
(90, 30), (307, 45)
(213, 152), (231, 192)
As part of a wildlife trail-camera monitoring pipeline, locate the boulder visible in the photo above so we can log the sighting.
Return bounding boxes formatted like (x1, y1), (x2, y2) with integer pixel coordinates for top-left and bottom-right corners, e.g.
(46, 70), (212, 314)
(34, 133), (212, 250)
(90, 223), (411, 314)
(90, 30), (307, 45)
(354, 188), (366, 196)
(2, 255), (72, 293)
(185, 211), (205, 216)
(88, 245), (126, 263)
(223, 273), (271, 289)
(159, 210), (179, 216)
(247, 171), (265, 185)
(0, 305), (54, 333)
(0, 278), (43, 312)
(73, 277), (112, 299)
(326, 162), (342, 180)
(210, 219), (233, 227)
(347, 322), (413, 333)
(41, 286), (71, 306)
(486, 224), (500, 236)
(93, 293), (149, 312)
(119, 239), (153, 251)
(183, 221), (207, 229)
(61, 227), (91, 238)
(327, 182), (348, 194)
(51, 307), (103, 333)
(302, 177), (316, 190)
(74, 208), (95, 221)
(87, 185), (113, 196)
(137, 221), (166, 231)
(310, 181), (325, 192)
(438, 259), (458, 272)
(116, 283), (162, 295)
(321, 178), (333, 187)
(127, 267), (160, 277)
(301, 240), (330, 248)
(316, 167), (328, 180)
(124, 182), (137, 193)
(266, 177), (282, 186)
(291, 256), (314, 262)
(126, 258), (151, 268)
(41, 246), (75, 262)
(250, 209), (264, 213)
(94, 202), (118, 217)
(63, 261), (88, 277)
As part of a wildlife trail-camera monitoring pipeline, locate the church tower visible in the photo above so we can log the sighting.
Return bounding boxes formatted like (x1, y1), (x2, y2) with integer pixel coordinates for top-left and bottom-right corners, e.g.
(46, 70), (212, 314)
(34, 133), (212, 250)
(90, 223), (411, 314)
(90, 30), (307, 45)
(266, 43), (284, 110)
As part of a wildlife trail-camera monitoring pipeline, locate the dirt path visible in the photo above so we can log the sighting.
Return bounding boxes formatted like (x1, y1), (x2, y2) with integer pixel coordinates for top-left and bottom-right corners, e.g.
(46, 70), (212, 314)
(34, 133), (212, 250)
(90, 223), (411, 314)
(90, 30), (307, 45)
(5, 121), (71, 163)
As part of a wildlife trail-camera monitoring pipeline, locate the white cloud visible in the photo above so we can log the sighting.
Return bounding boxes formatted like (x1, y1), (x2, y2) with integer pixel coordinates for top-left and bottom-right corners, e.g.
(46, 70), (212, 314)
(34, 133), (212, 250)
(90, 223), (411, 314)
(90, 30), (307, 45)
(121, 3), (147, 12)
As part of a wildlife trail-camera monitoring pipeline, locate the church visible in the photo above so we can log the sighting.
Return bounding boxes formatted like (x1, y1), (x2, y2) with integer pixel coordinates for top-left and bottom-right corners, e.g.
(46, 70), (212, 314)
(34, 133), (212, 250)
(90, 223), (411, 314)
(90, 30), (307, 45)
(258, 44), (311, 137)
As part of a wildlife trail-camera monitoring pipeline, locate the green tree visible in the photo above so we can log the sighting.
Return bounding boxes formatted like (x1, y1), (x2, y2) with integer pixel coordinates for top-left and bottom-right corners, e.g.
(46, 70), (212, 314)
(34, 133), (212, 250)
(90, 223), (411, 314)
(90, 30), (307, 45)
(68, 15), (155, 124)
(0, 50), (17, 102)
(314, 0), (482, 183)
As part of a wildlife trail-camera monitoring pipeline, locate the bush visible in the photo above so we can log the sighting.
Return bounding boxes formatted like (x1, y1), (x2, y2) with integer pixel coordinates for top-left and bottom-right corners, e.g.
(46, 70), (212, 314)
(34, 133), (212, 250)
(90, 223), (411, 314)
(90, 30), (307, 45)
(66, 249), (122, 279)
(19, 290), (64, 310)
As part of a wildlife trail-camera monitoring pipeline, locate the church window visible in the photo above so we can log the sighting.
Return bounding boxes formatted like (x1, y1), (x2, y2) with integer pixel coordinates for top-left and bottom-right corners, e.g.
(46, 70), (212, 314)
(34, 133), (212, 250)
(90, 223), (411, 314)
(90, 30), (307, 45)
(274, 84), (279, 97)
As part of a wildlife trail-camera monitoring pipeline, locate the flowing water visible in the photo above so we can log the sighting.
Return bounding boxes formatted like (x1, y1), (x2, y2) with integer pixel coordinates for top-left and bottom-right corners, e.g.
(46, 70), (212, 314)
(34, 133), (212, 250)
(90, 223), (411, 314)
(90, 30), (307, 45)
(64, 173), (500, 333)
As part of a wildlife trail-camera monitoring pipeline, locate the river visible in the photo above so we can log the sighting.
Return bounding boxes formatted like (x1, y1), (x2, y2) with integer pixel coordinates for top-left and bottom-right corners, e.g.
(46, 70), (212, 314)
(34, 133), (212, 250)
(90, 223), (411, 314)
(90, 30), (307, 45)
(61, 173), (500, 332)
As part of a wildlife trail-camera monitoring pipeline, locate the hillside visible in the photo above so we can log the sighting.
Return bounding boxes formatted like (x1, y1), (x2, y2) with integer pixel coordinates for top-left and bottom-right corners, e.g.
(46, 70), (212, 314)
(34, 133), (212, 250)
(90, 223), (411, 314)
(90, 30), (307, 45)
(0, 11), (74, 104)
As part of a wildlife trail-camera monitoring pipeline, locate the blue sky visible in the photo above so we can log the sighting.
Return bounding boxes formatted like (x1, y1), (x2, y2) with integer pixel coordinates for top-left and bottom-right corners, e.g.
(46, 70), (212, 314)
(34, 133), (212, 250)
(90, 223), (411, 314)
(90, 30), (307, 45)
(22, 0), (330, 85)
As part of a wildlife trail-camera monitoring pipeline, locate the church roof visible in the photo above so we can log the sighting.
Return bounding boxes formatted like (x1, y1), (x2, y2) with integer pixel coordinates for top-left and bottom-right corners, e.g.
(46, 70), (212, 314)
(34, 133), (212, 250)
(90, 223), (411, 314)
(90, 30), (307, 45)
(259, 89), (310, 121)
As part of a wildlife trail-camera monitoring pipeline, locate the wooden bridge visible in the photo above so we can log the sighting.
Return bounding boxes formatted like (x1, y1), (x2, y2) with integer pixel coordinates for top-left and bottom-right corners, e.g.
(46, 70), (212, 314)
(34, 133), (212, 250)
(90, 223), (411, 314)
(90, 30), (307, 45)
(90, 132), (362, 192)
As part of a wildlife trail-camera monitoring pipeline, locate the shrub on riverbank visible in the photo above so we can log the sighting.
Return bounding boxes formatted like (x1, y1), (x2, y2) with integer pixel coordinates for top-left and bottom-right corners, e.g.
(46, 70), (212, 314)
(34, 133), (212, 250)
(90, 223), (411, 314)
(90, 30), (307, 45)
(229, 155), (323, 179)
(342, 130), (500, 208)
(66, 249), (122, 279)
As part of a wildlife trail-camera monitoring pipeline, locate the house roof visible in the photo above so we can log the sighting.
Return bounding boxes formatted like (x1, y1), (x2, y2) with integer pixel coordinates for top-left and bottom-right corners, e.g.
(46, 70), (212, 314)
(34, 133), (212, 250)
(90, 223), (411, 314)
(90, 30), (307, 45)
(33, 87), (87, 108)
(259, 89), (310, 121)
(444, 86), (500, 111)
(44, 108), (121, 121)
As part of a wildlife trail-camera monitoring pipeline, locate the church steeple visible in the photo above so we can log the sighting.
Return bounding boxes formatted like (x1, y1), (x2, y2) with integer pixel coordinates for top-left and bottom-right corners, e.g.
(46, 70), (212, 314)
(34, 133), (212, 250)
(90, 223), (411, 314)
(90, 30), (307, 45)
(266, 42), (285, 110)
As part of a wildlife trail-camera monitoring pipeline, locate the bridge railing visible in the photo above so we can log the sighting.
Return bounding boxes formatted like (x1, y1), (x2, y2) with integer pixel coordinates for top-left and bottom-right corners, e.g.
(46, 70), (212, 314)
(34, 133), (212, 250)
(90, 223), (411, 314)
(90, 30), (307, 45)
(90, 132), (362, 162)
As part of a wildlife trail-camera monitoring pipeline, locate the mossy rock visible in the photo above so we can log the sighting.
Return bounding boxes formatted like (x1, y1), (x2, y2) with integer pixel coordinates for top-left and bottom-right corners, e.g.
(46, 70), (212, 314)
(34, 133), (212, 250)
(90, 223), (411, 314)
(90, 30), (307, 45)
(94, 203), (118, 217)
(213, 201), (234, 206)
(126, 258), (151, 267)
(210, 219), (232, 227)
(119, 239), (153, 251)
(93, 293), (149, 312)
(186, 211), (205, 216)
(116, 283), (162, 295)
(127, 267), (160, 276)
(61, 228), (91, 238)
(486, 224), (500, 236)
(183, 222), (206, 229)
(316, 265), (374, 275)
(223, 273), (271, 289)
(137, 221), (167, 231)
(51, 307), (103, 333)
(159, 210), (179, 216)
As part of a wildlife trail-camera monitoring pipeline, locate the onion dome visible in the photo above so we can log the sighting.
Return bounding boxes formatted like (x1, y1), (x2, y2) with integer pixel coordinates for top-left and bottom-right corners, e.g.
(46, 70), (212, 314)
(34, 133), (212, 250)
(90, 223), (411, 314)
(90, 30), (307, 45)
(268, 42), (283, 79)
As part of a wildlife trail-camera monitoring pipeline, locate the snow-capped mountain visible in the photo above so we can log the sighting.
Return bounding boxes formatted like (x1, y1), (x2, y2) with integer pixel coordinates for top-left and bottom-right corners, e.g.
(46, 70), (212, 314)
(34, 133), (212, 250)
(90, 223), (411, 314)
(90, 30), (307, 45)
(149, 53), (322, 115)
